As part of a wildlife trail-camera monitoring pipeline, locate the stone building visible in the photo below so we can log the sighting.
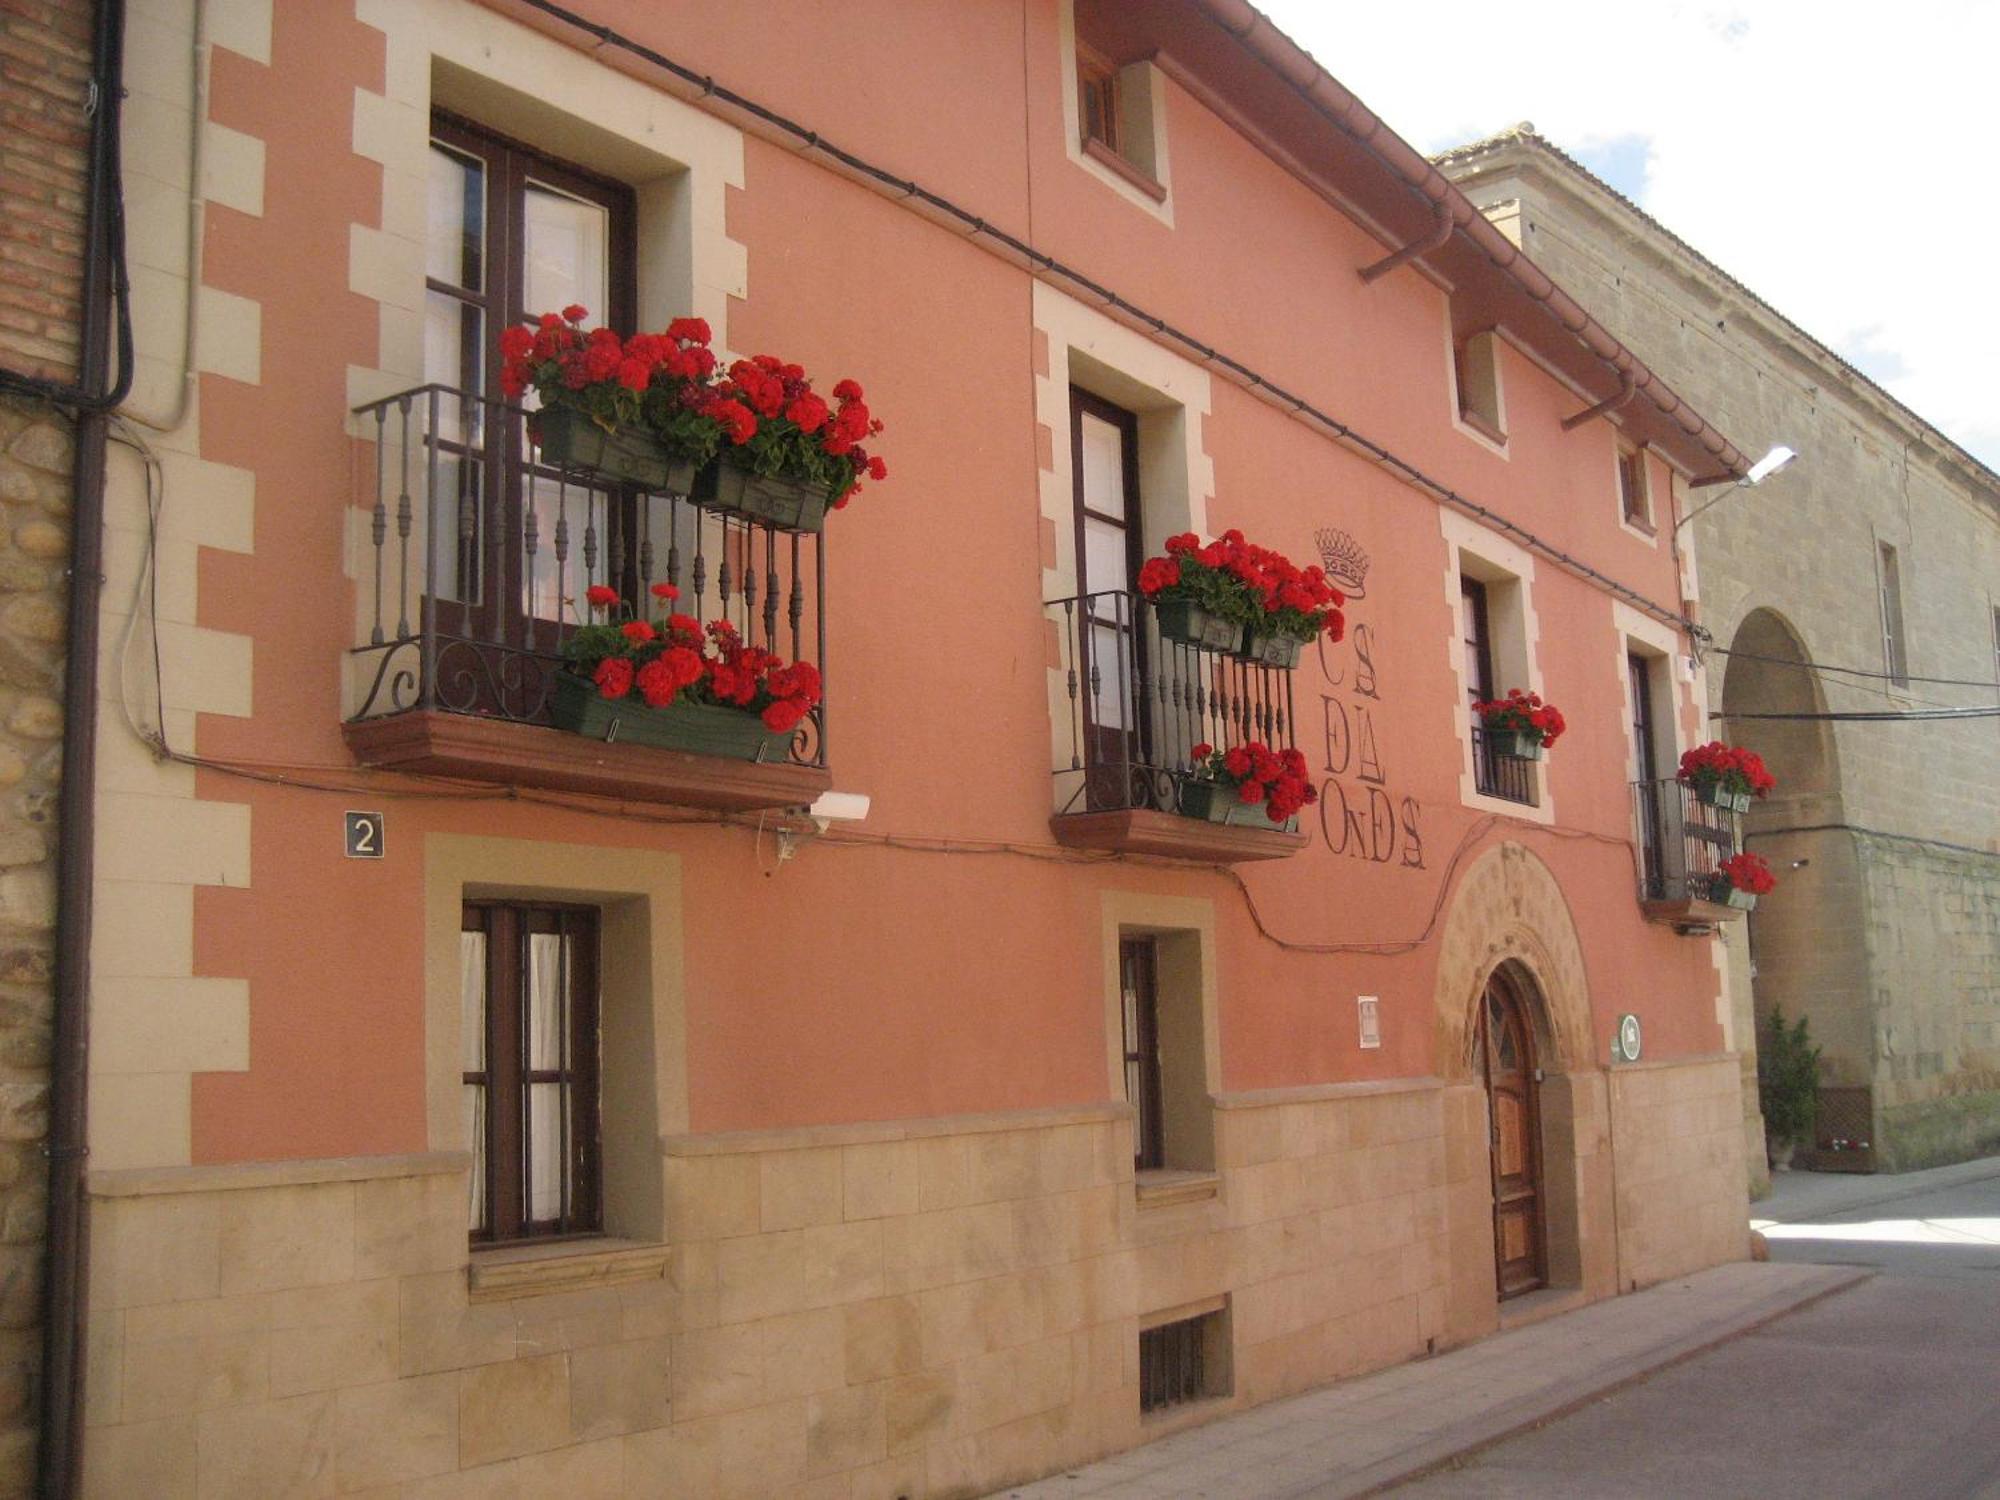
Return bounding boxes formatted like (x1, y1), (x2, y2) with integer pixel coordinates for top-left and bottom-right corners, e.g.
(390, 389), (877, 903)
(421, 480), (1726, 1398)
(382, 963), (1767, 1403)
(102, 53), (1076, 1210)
(0, 0), (105, 1490)
(1443, 128), (2000, 1186)
(63, 4), (1764, 1496)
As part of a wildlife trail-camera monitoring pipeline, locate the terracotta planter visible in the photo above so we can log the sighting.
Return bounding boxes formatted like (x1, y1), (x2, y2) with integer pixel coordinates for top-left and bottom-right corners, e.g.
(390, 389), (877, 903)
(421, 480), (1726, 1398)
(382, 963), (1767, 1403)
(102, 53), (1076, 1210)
(1240, 628), (1305, 669)
(550, 672), (796, 761)
(1151, 598), (1241, 653)
(531, 406), (694, 493)
(1176, 778), (1299, 833)
(1485, 727), (1545, 761)
(1695, 781), (1754, 814)
(693, 456), (829, 534)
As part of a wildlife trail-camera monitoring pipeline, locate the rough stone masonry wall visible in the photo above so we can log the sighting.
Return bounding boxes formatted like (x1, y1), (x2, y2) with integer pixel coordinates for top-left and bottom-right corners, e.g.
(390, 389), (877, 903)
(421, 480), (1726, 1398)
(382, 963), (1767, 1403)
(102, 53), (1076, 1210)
(0, 0), (96, 1487)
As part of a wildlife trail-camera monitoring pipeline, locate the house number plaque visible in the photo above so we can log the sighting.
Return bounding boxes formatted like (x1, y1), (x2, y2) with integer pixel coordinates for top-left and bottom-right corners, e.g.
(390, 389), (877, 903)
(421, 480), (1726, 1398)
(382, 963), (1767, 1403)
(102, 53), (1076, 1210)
(1614, 1013), (1642, 1063)
(344, 810), (386, 859)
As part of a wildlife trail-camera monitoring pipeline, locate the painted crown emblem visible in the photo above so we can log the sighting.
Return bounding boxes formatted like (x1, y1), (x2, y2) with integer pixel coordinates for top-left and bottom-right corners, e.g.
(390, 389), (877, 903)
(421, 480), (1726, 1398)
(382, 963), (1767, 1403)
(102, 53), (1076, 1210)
(1315, 527), (1370, 599)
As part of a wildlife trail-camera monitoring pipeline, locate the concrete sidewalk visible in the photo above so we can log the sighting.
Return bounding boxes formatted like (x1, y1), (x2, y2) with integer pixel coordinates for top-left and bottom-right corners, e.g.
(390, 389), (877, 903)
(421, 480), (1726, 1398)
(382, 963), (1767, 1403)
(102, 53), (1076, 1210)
(985, 1261), (1866, 1500)
(1753, 1152), (2000, 1224)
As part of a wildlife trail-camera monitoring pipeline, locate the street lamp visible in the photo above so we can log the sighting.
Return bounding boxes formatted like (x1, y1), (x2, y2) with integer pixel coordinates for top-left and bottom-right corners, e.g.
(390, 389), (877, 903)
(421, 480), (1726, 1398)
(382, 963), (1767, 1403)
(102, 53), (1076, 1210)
(1678, 445), (1796, 531)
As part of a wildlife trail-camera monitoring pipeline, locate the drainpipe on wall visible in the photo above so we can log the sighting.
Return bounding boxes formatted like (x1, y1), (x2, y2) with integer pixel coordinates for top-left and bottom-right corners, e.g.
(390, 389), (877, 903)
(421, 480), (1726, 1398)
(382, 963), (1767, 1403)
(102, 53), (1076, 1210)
(0, 0), (135, 1493)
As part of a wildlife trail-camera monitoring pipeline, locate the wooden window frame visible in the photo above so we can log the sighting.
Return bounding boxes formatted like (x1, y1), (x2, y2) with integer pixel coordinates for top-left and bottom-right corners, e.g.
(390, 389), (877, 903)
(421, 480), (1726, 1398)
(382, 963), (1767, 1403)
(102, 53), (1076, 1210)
(1077, 44), (1120, 156)
(1120, 936), (1165, 1174)
(1617, 443), (1653, 530)
(463, 900), (602, 1245)
(426, 112), (641, 650)
(1461, 576), (1496, 707)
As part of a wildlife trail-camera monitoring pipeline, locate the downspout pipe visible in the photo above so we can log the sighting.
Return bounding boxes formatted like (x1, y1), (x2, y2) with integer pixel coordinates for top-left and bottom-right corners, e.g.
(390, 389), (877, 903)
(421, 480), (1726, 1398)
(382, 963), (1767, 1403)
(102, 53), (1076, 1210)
(1561, 368), (1639, 431)
(1191, 0), (1751, 481)
(1357, 197), (1456, 284)
(33, 0), (129, 1493)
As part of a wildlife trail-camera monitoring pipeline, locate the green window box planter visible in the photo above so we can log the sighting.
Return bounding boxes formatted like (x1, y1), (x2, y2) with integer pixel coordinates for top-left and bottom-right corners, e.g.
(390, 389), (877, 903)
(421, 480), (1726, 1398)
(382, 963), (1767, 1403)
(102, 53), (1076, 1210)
(550, 672), (796, 762)
(1484, 727), (1545, 761)
(1151, 598), (1242, 653)
(693, 456), (829, 534)
(1709, 881), (1758, 911)
(1695, 781), (1753, 814)
(1176, 778), (1300, 833)
(1240, 628), (1305, 669)
(530, 406), (695, 494)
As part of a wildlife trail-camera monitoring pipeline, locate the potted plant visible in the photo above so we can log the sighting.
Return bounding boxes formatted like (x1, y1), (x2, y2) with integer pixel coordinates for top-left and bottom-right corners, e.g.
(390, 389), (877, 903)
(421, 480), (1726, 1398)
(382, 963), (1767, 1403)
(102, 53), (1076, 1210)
(551, 582), (821, 760)
(1758, 1004), (1821, 1171)
(1677, 740), (1775, 814)
(500, 307), (720, 491)
(1178, 741), (1317, 831)
(1710, 850), (1776, 909)
(1138, 530), (1338, 658)
(1473, 689), (1566, 761)
(690, 358), (886, 533)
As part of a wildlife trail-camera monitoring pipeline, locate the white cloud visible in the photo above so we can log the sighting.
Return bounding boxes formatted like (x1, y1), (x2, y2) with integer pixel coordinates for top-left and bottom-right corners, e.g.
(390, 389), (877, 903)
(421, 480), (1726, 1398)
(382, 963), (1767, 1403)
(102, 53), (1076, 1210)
(1256, 0), (2000, 471)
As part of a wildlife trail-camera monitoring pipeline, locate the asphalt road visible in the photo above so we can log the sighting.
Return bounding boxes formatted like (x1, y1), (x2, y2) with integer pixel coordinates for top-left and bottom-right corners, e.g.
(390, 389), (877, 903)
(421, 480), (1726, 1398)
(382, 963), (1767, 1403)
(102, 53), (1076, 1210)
(1390, 1168), (2000, 1500)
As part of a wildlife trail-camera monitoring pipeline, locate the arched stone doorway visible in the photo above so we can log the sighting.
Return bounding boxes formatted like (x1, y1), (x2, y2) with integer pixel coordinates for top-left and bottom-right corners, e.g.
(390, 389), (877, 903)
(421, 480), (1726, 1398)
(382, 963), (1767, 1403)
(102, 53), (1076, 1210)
(1719, 610), (1864, 1182)
(1433, 844), (1604, 1335)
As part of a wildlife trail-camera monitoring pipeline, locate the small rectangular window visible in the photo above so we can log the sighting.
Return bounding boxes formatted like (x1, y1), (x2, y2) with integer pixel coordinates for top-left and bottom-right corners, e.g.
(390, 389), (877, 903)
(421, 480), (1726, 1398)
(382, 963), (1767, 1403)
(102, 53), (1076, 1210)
(1454, 330), (1505, 442)
(1140, 1308), (1228, 1414)
(1120, 936), (1164, 1173)
(1078, 48), (1119, 155)
(1879, 543), (1908, 686)
(1618, 444), (1651, 528)
(463, 901), (601, 1243)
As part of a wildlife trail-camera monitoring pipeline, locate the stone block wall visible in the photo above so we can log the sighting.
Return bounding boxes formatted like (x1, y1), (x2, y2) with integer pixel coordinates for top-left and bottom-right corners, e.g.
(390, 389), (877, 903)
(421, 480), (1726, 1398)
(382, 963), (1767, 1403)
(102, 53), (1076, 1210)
(1609, 1057), (1751, 1289)
(75, 1059), (1737, 1498)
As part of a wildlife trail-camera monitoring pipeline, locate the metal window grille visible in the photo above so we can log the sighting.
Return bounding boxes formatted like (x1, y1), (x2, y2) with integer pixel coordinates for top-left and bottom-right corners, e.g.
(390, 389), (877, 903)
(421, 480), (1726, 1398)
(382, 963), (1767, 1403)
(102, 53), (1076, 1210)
(1471, 724), (1538, 805)
(1139, 1314), (1216, 1414)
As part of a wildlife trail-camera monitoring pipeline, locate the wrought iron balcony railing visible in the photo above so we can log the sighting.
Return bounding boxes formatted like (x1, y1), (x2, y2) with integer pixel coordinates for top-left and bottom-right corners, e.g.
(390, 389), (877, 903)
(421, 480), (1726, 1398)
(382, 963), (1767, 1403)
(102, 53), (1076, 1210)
(1631, 777), (1741, 905)
(1046, 589), (1298, 820)
(348, 384), (825, 768)
(1471, 724), (1538, 806)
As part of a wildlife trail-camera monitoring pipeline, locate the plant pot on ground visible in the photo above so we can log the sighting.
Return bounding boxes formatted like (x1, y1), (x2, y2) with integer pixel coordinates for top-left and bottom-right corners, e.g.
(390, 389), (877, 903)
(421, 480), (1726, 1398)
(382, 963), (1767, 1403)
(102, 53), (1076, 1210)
(1758, 1003), (1821, 1171)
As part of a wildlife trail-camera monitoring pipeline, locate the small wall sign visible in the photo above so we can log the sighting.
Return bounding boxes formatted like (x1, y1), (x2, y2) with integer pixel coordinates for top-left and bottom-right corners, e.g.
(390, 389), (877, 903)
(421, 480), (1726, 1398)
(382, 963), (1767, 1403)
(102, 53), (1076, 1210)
(1357, 995), (1381, 1050)
(1614, 1013), (1642, 1063)
(344, 810), (385, 859)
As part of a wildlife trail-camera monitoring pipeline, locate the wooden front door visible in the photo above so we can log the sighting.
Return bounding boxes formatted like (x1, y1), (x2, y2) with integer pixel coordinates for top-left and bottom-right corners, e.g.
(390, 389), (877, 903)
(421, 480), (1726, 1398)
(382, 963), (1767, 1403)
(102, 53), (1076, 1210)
(1480, 970), (1545, 1299)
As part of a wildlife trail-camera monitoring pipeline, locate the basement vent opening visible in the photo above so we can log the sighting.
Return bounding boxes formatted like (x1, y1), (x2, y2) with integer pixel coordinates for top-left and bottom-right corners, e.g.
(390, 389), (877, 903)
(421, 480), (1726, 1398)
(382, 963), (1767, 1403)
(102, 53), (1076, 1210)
(1140, 1308), (1228, 1415)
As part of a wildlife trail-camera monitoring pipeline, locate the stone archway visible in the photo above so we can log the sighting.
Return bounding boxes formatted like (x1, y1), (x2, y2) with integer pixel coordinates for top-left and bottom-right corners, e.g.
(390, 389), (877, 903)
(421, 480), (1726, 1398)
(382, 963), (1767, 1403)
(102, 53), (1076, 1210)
(1433, 843), (1604, 1334)
(1719, 610), (1865, 1182)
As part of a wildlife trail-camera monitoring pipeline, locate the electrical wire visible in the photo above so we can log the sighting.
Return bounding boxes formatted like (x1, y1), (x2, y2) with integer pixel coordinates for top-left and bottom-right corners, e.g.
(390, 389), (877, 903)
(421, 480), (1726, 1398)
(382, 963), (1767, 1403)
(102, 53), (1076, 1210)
(1712, 644), (2000, 692)
(1715, 706), (2000, 722)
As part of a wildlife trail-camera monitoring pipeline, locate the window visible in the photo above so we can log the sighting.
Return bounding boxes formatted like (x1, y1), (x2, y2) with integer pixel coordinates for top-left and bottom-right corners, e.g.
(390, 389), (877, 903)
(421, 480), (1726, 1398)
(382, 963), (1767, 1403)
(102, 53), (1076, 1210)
(462, 901), (601, 1243)
(1878, 542), (1908, 686)
(426, 113), (662, 660)
(1120, 937), (1165, 1173)
(1464, 576), (1534, 806)
(1453, 329), (1505, 443)
(1992, 607), (2000, 690)
(1068, 4), (1167, 204)
(1139, 1305), (1230, 1415)
(1114, 928), (1214, 1179)
(1617, 442), (1652, 529)
(1629, 652), (1665, 891)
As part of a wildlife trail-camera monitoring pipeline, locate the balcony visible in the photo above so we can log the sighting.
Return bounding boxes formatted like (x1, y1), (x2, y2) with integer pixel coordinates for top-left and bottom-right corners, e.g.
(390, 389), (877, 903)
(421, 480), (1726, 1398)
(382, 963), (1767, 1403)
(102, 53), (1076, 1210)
(1471, 724), (1538, 806)
(1631, 778), (1746, 932)
(343, 385), (830, 812)
(1045, 590), (1308, 862)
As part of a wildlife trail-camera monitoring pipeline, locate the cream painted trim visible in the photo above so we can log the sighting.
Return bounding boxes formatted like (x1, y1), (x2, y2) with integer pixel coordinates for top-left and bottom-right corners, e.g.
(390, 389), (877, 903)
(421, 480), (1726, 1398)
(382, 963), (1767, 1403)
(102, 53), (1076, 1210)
(424, 834), (688, 1246)
(659, 1100), (1129, 1157)
(88, 1150), (468, 1198)
(1439, 508), (1555, 824)
(1056, 0), (1174, 224)
(1210, 1075), (1446, 1110)
(1612, 598), (1690, 770)
(1098, 890), (1220, 1103)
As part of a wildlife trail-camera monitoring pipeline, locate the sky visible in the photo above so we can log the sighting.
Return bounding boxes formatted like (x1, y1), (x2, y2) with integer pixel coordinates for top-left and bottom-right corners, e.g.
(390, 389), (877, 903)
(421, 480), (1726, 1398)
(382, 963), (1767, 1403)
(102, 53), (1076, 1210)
(1256, 0), (2000, 474)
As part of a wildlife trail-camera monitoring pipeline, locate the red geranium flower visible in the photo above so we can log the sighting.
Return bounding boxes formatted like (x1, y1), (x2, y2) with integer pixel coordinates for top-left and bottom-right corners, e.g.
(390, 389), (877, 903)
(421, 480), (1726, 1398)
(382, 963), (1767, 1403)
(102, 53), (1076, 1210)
(592, 657), (633, 701)
(585, 585), (619, 609)
(621, 620), (656, 644)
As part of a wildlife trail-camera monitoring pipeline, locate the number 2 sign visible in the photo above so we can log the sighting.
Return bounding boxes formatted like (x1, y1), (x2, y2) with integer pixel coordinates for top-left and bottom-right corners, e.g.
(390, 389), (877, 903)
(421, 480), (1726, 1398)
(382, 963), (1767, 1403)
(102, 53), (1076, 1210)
(344, 811), (385, 859)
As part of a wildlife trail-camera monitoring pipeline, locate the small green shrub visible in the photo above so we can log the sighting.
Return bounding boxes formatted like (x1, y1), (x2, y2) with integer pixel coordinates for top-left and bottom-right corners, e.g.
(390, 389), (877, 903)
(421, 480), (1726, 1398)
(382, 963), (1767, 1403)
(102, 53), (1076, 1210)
(1758, 1005), (1822, 1152)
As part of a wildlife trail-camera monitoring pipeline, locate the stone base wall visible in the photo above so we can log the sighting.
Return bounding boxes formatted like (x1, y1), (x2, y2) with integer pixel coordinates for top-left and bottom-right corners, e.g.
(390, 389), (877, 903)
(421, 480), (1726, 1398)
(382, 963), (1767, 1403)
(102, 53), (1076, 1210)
(80, 1064), (1741, 1499)
(0, 396), (75, 1492)
(1610, 1056), (1751, 1289)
